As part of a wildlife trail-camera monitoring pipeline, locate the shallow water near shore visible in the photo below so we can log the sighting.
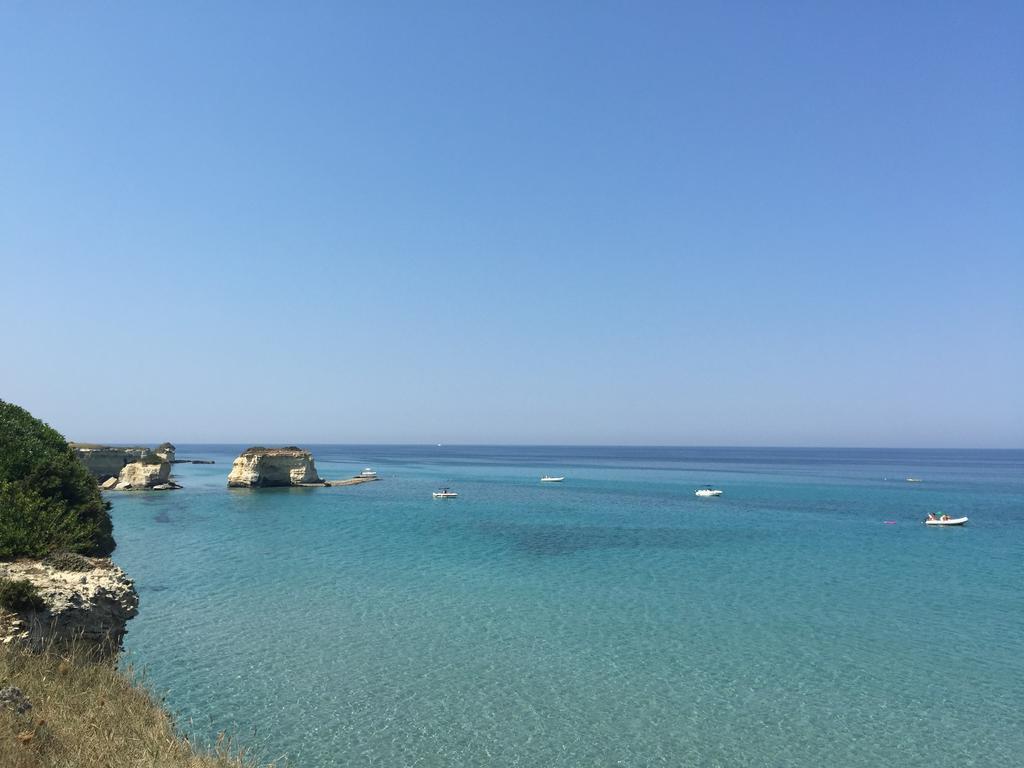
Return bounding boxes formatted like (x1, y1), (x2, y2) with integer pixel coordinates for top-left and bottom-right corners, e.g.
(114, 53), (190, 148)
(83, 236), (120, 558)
(111, 446), (1024, 767)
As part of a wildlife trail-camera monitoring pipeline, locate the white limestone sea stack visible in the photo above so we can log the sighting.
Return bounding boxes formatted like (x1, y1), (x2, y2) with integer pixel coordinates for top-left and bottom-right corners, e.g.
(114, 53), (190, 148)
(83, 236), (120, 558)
(69, 444), (149, 481)
(70, 441), (179, 483)
(0, 555), (139, 655)
(115, 459), (180, 491)
(227, 446), (324, 488)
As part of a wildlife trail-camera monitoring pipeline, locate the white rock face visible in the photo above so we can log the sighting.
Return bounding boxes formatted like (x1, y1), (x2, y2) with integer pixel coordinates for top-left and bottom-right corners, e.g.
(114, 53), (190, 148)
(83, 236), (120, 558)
(227, 447), (323, 487)
(70, 445), (149, 480)
(0, 557), (139, 654)
(115, 460), (172, 490)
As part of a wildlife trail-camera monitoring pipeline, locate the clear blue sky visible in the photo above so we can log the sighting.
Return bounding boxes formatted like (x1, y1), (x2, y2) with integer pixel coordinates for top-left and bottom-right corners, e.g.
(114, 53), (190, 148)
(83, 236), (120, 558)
(1, 2), (1021, 447)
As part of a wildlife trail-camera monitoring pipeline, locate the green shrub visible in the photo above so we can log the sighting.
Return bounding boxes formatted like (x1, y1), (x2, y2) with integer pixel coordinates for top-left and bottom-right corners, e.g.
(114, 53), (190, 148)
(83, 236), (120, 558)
(0, 577), (44, 613)
(42, 552), (93, 572)
(0, 400), (115, 559)
(137, 452), (165, 465)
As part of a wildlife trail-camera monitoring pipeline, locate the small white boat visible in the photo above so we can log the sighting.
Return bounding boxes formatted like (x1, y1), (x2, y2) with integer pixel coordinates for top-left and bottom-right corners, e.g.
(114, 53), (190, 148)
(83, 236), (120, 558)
(925, 516), (968, 526)
(906, 477), (923, 483)
(540, 476), (564, 482)
(432, 488), (458, 499)
(695, 486), (723, 497)
(359, 468), (377, 478)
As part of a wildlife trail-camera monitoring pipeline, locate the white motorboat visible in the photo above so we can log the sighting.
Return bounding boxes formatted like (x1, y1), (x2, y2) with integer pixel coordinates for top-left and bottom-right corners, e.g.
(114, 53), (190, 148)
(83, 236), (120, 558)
(540, 476), (565, 482)
(925, 516), (968, 526)
(359, 468), (378, 478)
(906, 477), (923, 483)
(695, 486), (723, 497)
(432, 488), (458, 499)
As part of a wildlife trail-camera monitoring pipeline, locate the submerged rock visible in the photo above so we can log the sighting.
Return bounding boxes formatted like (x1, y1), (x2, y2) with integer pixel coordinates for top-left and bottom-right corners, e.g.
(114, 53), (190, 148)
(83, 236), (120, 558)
(227, 447), (323, 487)
(0, 558), (139, 655)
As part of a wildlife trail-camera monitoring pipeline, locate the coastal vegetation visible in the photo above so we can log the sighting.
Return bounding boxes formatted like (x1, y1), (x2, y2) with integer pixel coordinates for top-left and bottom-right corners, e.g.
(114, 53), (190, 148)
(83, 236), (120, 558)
(0, 401), (114, 559)
(0, 642), (257, 768)
(0, 578), (44, 613)
(40, 552), (92, 572)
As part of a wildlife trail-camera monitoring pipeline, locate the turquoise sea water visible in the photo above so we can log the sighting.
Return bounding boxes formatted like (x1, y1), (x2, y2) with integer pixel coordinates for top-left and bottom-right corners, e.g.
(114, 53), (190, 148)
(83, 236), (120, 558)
(111, 446), (1024, 767)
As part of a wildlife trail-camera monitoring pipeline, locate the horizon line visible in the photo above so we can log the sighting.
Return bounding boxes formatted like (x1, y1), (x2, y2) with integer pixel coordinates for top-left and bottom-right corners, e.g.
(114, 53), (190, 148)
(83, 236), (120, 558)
(73, 441), (1024, 452)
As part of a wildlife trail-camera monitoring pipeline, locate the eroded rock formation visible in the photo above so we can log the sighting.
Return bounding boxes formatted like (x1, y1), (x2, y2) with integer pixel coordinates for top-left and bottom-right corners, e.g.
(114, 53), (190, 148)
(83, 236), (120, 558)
(227, 447), (323, 487)
(0, 557), (139, 655)
(71, 442), (182, 488)
(115, 460), (179, 491)
(69, 444), (149, 481)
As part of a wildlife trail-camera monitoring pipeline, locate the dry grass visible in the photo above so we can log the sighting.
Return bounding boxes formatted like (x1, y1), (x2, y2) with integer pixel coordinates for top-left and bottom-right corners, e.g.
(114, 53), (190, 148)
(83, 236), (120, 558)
(0, 642), (271, 768)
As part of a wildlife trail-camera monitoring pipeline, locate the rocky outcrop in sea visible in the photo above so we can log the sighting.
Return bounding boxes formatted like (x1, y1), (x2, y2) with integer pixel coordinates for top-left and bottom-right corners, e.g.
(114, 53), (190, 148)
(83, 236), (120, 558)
(70, 442), (182, 490)
(114, 460), (181, 491)
(227, 446), (324, 487)
(69, 444), (149, 481)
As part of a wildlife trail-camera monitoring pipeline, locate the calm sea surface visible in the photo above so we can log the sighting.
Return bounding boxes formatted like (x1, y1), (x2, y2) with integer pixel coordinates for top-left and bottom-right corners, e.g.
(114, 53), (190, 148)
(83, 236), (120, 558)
(110, 446), (1024, 767)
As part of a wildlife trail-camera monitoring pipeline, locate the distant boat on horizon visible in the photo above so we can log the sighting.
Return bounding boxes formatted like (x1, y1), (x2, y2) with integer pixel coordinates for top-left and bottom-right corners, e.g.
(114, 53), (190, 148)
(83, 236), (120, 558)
(695, 486), (723, 497)
(540, 476), (564, 482)
(432, 488), (458, 498)
(906, 477), (923, 483)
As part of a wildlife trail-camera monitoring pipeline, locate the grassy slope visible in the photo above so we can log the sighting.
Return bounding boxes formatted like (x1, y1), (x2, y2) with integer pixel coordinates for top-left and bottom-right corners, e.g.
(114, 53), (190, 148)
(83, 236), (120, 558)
(0, 643), (265, 768)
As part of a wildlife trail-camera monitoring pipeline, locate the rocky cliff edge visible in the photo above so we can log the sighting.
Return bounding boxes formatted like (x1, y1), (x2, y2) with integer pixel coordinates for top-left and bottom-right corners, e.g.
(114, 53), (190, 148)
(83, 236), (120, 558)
(1, 556), (139, 655)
